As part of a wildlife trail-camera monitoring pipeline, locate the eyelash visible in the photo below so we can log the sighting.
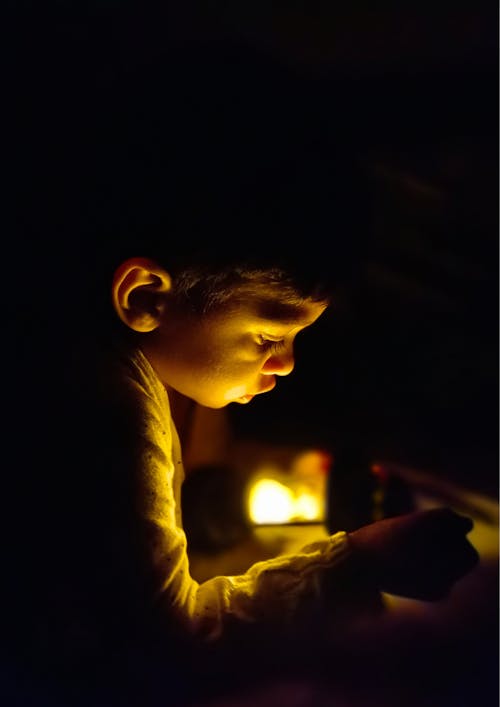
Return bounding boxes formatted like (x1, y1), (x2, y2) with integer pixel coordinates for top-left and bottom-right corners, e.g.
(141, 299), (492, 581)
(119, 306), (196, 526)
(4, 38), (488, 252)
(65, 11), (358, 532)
(258, 336), (286, 354)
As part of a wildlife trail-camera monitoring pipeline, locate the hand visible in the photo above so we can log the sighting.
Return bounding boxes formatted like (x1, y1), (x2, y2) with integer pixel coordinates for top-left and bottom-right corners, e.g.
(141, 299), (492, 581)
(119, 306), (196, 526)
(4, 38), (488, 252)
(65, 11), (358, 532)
(347, 508), (480, 601)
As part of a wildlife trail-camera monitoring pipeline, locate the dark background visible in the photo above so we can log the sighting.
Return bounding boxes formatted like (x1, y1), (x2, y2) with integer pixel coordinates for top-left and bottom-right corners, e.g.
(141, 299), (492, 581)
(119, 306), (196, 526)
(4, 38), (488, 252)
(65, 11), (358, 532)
(210, 3), (498, 497)
(3, 5), (498, 707)
(7, 1), (498, 496)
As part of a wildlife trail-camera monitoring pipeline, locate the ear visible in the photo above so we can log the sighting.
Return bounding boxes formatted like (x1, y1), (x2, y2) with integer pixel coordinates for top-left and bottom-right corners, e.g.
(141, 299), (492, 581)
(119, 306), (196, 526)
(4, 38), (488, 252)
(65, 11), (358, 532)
(111, 257), (172, 333)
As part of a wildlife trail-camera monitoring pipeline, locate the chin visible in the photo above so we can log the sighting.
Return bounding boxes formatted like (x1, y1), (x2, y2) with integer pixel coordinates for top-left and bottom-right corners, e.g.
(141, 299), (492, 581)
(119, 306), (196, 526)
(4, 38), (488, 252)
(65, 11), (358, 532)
(199, 398), (230, 410)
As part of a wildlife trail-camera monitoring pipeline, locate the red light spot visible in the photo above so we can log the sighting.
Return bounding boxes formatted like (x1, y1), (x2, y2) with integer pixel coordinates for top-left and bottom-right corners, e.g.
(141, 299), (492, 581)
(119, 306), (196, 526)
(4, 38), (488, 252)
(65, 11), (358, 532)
(371, 463), (389, 482)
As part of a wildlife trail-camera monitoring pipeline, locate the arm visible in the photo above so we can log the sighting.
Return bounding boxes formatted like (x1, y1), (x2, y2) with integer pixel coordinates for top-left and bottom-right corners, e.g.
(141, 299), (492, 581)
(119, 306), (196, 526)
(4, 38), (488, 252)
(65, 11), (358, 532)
(112, 351), (479, 645)
(115, 351), (351, 643)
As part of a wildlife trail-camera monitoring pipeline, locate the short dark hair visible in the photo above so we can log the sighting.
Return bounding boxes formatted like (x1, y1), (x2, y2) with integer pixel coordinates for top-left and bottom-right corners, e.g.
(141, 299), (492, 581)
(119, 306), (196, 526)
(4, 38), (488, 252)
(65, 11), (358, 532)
(18, 40), (372, 333)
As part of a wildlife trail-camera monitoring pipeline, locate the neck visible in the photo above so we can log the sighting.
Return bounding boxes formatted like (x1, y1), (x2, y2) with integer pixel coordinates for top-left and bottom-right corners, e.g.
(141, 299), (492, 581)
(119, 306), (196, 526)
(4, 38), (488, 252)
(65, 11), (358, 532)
(166, 386), (197, 447)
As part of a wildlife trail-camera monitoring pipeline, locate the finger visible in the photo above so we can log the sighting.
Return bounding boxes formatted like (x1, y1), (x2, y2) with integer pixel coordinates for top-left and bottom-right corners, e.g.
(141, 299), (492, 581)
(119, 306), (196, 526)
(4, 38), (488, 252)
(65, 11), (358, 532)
(435, 508), (474, 535)
(456, 540), (480, 574)
(438, 539), (480, 583)
(453, 512), (474, 534)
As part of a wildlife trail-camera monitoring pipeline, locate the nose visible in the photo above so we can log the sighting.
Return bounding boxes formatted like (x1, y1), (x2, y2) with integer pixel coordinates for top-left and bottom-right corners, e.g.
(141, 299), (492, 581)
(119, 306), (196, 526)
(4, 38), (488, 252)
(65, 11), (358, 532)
(261, 349), (295, 377)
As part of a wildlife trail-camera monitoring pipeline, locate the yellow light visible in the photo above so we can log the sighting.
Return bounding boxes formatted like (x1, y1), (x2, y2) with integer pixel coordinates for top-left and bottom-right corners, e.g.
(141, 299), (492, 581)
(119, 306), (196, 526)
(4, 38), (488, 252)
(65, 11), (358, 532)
(248, 479), (295, 524)
(294, 492), (321, 521)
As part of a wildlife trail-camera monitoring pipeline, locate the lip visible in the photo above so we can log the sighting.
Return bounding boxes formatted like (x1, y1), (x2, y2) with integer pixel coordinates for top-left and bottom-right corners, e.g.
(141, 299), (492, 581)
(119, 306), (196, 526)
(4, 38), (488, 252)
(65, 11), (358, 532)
(234, 379), (276, 404)
(235, 394), (254, 404)
(258, 379), (277, 395)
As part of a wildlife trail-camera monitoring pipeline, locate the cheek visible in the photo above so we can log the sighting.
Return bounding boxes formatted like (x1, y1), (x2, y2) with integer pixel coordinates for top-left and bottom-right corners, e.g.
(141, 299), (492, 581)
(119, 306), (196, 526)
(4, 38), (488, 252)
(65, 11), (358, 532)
(200, 333), (262, 371)
(199, 348), (264, 393)
(172, 325), (265, 389)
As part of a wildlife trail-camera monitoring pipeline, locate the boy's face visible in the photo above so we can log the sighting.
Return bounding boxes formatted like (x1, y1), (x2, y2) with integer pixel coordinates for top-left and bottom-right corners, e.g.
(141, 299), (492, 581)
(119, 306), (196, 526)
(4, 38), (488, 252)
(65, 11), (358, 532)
(141, 298), (327, 409)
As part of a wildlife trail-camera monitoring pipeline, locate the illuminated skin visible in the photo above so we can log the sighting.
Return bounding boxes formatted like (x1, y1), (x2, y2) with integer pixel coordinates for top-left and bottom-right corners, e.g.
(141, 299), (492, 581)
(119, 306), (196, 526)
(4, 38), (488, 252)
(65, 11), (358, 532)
(141, 299), (327, 409)
(111, 260), (479, 608)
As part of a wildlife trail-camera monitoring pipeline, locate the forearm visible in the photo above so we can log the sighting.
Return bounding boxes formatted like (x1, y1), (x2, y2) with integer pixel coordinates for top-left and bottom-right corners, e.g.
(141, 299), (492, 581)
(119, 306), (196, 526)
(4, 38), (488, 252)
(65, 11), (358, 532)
(150, 529), (352, 642)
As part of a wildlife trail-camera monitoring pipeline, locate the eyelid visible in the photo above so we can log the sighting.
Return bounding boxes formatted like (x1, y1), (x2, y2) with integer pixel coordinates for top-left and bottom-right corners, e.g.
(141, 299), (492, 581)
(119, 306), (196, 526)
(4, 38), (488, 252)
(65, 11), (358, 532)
(257, 335), (287, 354)
(258, 334), (285, 344)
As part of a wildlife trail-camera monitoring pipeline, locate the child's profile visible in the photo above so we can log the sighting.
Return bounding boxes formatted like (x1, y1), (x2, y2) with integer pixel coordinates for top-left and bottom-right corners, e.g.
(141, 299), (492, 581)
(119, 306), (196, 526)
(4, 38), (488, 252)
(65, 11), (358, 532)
(4, 39), (479, 707)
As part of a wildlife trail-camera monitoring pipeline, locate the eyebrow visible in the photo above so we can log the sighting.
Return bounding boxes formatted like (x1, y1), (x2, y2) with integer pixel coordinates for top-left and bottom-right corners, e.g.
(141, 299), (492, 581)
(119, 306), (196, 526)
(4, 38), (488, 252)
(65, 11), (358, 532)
(252, 298), (314, 324)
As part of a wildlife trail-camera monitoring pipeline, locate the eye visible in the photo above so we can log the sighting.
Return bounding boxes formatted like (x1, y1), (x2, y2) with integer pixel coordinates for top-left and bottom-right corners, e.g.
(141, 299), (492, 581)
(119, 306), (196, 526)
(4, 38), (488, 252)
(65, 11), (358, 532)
(257, 336), (286, 354)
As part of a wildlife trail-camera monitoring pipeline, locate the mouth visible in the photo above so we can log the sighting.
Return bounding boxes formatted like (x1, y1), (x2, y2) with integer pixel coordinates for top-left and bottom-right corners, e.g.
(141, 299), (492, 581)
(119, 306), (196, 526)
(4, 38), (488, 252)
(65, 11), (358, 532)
(233, 378), (277, 404)
(235, 394), (254, 404)
(258, 379), (276, 395)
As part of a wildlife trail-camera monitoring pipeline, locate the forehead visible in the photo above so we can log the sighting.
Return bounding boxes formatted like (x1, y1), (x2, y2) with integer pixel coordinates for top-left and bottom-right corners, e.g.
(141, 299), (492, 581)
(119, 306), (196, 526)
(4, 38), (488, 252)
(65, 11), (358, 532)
(217, 295), (328, 331)
(254, 297), (328, 325)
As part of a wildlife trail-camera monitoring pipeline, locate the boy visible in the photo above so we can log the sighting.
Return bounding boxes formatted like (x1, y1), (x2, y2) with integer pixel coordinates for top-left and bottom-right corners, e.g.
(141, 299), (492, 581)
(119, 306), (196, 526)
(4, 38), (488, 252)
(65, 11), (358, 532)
(7, 44), (479, 707)
(11, 239), (477, 707)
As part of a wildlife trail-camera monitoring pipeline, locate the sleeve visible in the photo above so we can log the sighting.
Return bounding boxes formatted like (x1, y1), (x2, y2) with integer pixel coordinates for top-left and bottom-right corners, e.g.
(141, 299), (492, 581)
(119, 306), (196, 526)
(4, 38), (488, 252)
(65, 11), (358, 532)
(115, 366), (351, 644)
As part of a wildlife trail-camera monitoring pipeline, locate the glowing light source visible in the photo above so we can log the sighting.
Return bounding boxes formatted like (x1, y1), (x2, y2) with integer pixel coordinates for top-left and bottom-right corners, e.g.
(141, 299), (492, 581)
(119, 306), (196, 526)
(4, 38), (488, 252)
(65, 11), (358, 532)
(248, 479), (295, 524)
(294, 492), (321, 521)
(246, 449), (330, 525)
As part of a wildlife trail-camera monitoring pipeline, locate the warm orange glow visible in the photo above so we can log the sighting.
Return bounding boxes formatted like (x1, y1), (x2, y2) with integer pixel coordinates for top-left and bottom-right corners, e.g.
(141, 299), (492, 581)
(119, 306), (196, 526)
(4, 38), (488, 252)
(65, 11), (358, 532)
(294, 492), (321, 521)
(247, 470), (327, 525)
(245, 448), (329, 524)
(248, 479), (295, 524)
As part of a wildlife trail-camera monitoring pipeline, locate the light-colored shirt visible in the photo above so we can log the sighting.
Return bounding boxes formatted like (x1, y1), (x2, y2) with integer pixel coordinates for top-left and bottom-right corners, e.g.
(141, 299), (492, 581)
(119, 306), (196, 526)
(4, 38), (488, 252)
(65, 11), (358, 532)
(116, 347), (351, 642)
